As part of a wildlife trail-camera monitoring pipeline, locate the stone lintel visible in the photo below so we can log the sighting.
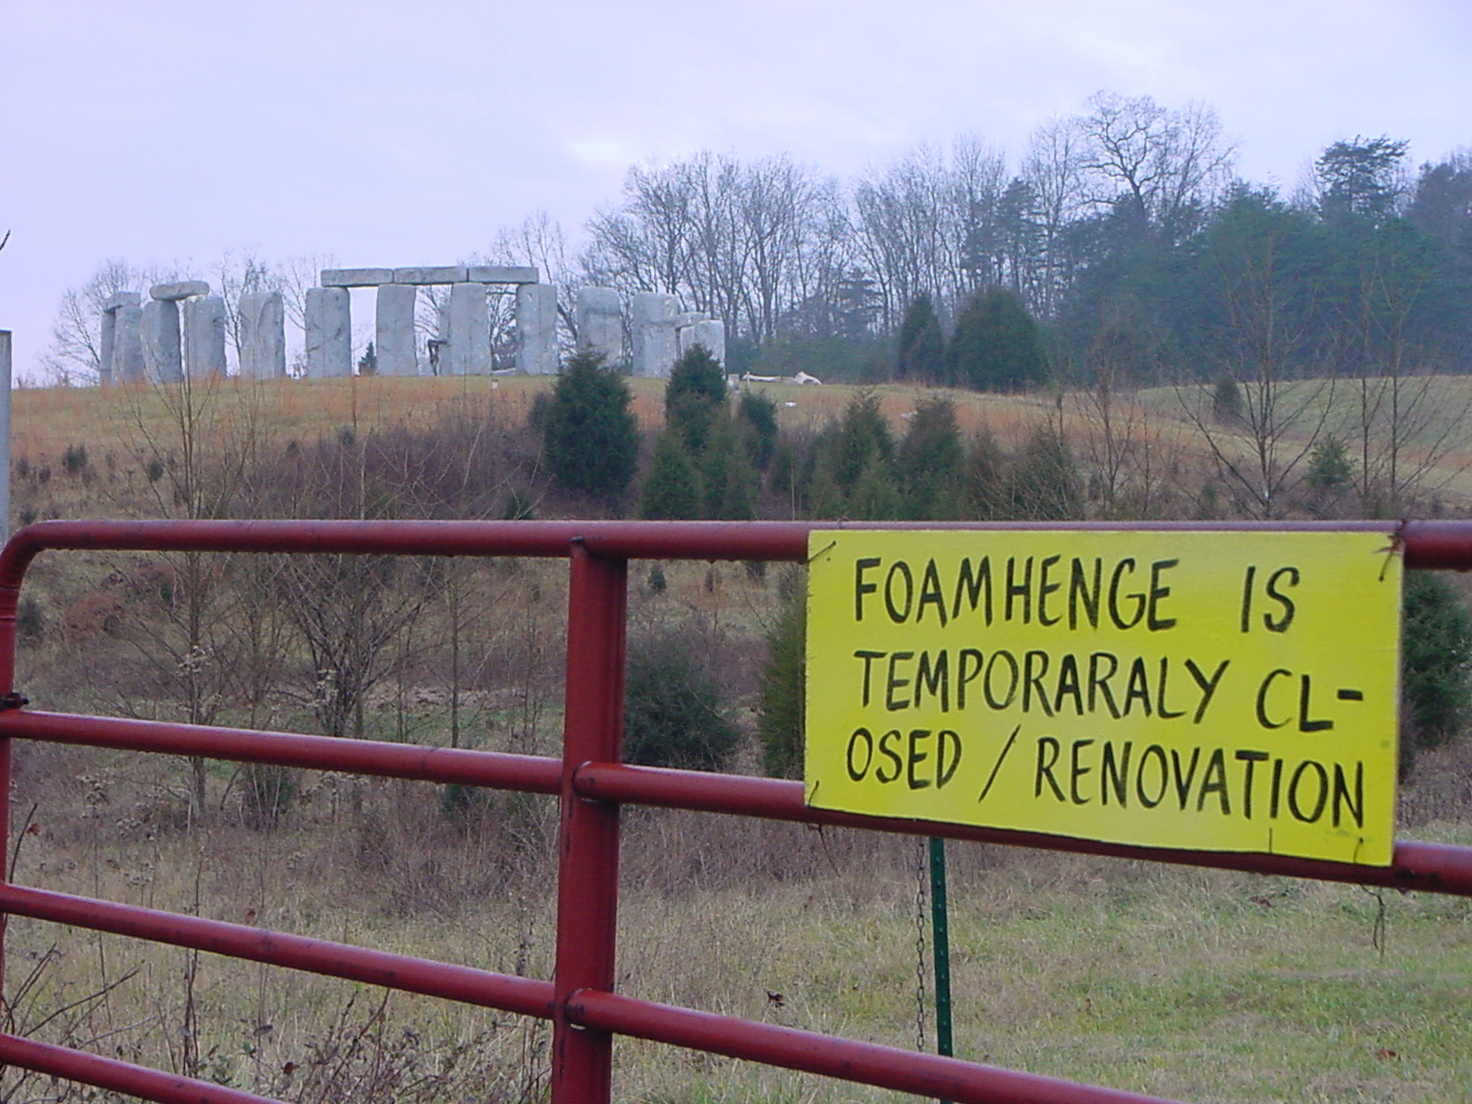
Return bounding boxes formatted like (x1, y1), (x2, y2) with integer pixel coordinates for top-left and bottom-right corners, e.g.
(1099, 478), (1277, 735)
(320, 268), (395, 287)
(394, 266), (467, 285)
(150, 280), (210, 302)
(466, 265), (540, 284)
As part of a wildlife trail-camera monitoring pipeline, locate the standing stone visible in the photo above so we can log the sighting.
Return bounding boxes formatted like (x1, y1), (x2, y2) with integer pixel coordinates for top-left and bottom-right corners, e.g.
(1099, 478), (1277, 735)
(184, 295), (227, 379)
(376, 283), (418, 376)
(680, 318), (727, 365)
(239, 292), (286, 379)
(141, 299), (183, 383)
(516, 283), (559, 376)
(99, 292), (144, 385)
(576, 286), (622, 365)
(447, 282), (490, 375)
(99, 310), (116, 387)
(113, 304), (145, 382)
(305, 287), (352, 378)
(631, 292), (679, 378)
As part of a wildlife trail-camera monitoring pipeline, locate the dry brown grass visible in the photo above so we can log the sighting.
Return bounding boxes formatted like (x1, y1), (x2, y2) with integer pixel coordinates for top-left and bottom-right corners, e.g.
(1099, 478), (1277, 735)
(6, 374), (1472, 1103)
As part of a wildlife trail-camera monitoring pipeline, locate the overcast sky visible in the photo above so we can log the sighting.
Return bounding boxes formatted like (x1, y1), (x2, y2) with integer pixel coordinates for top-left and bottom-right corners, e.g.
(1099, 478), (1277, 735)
(3, 0), (1471, 383)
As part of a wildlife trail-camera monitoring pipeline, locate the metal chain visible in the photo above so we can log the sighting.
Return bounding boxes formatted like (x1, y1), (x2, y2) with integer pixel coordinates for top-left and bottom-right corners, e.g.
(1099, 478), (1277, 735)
(913, 836), (929, 1053)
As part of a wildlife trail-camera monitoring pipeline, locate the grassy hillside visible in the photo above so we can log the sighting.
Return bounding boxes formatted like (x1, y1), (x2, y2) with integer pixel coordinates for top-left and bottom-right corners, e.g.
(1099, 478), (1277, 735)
(4, 374), (1472, 1104)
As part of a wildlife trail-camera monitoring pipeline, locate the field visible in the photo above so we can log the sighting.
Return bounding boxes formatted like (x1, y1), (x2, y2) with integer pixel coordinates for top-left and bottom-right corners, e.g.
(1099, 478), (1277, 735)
(3, 374), (1472, 1104)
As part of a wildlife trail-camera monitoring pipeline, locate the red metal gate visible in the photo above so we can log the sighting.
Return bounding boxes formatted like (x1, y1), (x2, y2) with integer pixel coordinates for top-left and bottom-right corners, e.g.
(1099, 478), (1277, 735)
(0, 518), (1470, 1104)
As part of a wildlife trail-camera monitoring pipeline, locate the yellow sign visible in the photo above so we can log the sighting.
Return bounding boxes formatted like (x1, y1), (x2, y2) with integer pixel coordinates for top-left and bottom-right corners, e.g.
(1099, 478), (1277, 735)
(804, 530), (1401, 866)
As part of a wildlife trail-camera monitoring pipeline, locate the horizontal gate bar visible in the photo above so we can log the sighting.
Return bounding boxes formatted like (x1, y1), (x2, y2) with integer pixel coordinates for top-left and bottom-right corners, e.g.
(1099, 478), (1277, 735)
(0, 1033), (285, 1104)
(572, 763), (1472, 896)
(0, 883), (556, 1018)
(15, 517), (1472, 578)
(0, 711), (562, 792)
(3, 707), (1467, 898)
(569, 989), (1184, 1104)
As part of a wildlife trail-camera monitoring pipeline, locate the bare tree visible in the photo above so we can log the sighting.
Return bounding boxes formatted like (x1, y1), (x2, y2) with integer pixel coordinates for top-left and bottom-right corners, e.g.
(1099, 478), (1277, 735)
(1182, 204), (1335, 518)
(1075, 92), (1235, 240)
(214, 250), (288, 369)
(1024, 117), (1093, 315)
(111, 373), (278, 821)
(42, 259), (170, 385)
(1340, 223), (1472, 512)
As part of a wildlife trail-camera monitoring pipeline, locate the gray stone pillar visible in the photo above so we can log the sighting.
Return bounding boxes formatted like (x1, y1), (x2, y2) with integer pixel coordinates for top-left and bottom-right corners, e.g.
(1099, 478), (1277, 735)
(114, 304), (145, 382)
(141, 299), (183, 383)
(376, 283), (418, 376)
(99, 310), (116, 387)
(631, 292), (678, 378)
(99, 293), (142, 385)
(679, 318), (726, 365)
(447, 282), (490, 375)
(516, 283), (559, 375)
(184, 295), (227, 379)
(305, 287), (351, 378)
(576, 286), (622, 365)
(239, 291), (286, 379)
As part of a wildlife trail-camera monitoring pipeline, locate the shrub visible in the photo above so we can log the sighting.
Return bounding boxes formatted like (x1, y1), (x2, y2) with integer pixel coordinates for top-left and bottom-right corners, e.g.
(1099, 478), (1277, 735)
(242, 764), (297, 828)
(502, 488), (536, 520)
(16, 597), (43, 642)
(639, 431), (704, 519)
(62, 444), (88, 476)
(758, 575), (806, 779)
(1307, 435), (1353, 488)
(1401, 572), (1472, 773)
(1212, 375), (1243, 424)
(1008, 425), (1085, 520)
(542, 352), (639, 503)
(623, 632), (738, 771)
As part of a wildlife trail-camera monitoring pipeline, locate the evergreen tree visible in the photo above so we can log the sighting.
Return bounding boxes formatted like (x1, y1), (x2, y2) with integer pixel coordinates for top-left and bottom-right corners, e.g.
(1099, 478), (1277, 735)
(895, 293), (946, 382)
(666, 345), (728, 452)
(736, 391), (779, 468)
(1008, 425), (1085, 520)
(541, 352), (639, 503)
(758, 577), (806, 779)
(800, 392), (899, 519)
(949, 287), (1047, 391)
(1401, 572), (1472, 773)
(833, 391), (894, 488)
(962, 429), (1008, 520)
(895, 398), (964, 519)
(624, 632), (738, 771)
(699, 415), (759, 520)
(639, 431), (704, 519)
(1316, 136), (1409, 226)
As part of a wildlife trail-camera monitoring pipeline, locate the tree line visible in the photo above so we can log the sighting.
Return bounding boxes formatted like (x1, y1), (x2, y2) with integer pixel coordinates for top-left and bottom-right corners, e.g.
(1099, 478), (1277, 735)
(44, 92), (1472, 391)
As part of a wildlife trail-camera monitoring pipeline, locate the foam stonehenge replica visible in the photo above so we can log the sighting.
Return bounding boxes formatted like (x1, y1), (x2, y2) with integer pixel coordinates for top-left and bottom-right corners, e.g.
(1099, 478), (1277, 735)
(100, 280), (283, 384)
(97, 268), (725, 383)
